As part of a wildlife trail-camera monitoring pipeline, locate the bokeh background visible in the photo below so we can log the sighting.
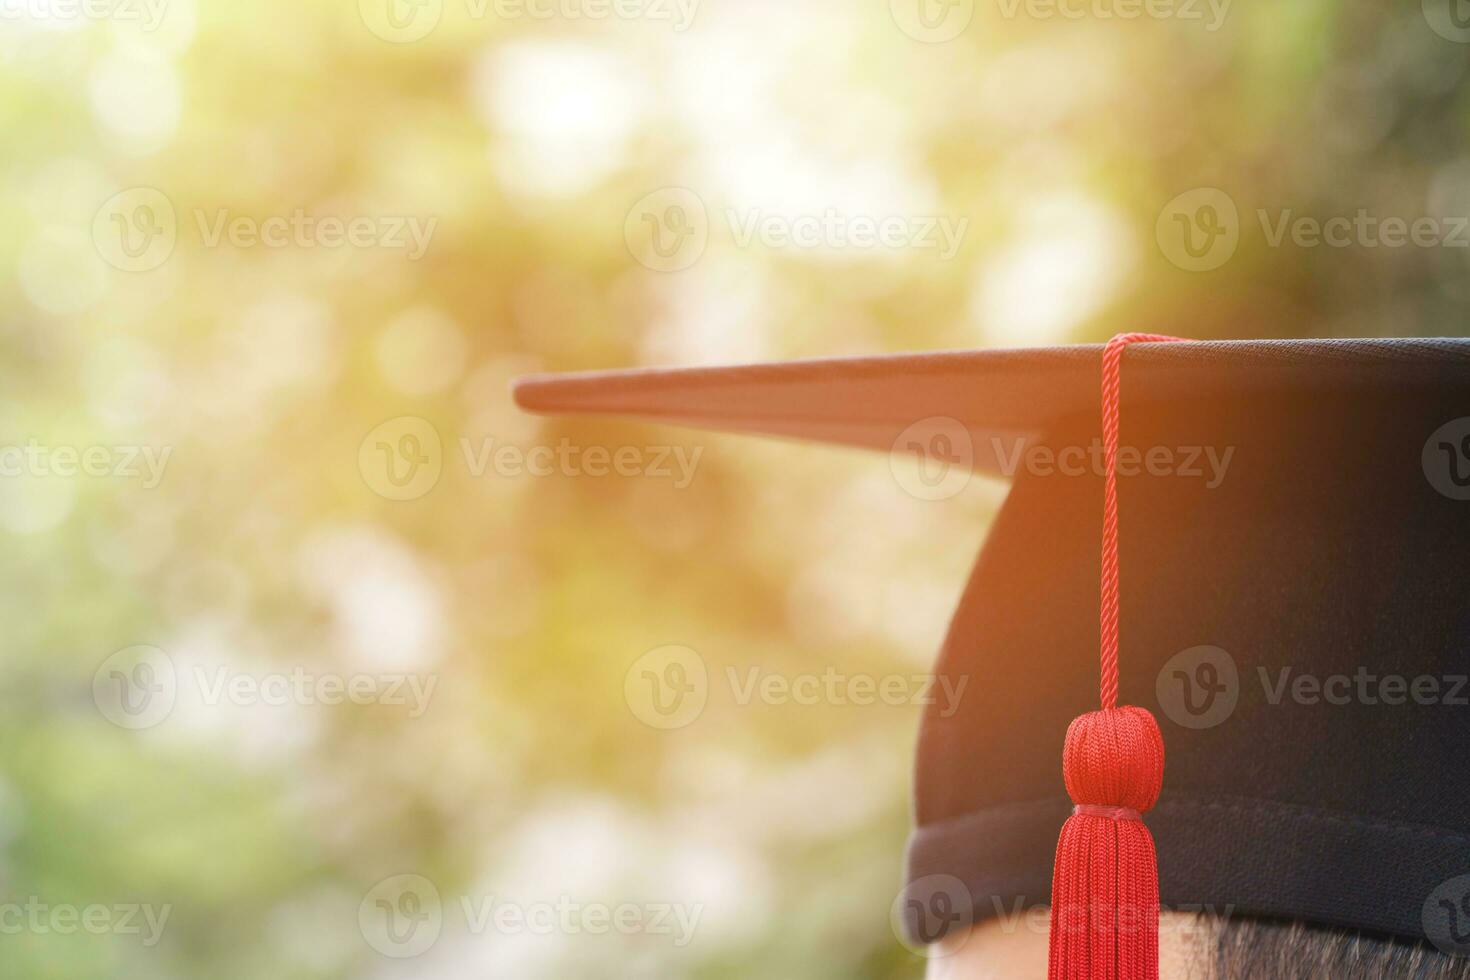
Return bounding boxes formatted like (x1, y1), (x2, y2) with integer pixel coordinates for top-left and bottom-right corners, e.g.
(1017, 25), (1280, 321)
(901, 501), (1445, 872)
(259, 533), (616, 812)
(4, 0), (1470, 976)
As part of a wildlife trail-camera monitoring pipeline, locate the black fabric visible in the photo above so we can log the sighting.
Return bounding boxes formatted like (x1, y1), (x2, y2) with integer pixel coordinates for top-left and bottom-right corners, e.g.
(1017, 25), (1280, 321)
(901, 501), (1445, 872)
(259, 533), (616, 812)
(904, 365), (1470, 947)
(515, 338), (1470, 473)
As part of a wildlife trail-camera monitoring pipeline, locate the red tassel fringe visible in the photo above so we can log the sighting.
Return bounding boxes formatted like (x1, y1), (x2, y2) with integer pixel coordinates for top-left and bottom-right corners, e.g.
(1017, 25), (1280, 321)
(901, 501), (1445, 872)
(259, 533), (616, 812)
(1048, 706), (1164, 980)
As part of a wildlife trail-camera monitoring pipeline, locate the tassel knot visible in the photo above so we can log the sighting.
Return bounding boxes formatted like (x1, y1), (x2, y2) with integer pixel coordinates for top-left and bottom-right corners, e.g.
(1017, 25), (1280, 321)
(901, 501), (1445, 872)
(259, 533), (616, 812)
(1062, 707), (1164, 812)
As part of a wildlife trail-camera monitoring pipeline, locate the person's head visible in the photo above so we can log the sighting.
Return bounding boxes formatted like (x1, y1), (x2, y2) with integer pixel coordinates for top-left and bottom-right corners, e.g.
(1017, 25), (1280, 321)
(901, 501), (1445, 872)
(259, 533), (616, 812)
(925, 912), (1470, 979)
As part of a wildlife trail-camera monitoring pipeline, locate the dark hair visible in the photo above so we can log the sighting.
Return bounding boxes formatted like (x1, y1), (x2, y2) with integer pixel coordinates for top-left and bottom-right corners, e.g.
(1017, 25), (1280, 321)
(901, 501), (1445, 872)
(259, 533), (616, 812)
(1212, 917), (1470, 979)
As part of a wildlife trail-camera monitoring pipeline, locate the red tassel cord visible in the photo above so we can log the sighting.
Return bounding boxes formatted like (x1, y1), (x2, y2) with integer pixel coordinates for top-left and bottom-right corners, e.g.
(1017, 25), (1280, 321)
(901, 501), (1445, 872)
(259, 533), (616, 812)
(1047, 333), (1184, 980)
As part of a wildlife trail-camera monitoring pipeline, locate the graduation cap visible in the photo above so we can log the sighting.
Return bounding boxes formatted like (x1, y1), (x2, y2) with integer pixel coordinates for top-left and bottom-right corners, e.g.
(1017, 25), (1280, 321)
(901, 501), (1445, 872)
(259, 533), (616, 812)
(514, 336), (1470, 974)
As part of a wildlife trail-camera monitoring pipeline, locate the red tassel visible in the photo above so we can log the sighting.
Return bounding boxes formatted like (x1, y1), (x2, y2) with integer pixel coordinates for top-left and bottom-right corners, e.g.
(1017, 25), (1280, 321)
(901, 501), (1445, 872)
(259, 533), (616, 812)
(1048, 707), (1164, 979)
(1047, 334), (1182, 980)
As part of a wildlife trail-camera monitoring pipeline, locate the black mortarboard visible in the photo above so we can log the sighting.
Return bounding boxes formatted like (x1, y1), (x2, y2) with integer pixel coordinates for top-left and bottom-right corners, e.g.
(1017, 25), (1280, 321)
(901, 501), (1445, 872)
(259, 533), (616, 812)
(514, 337), (1470, 963)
